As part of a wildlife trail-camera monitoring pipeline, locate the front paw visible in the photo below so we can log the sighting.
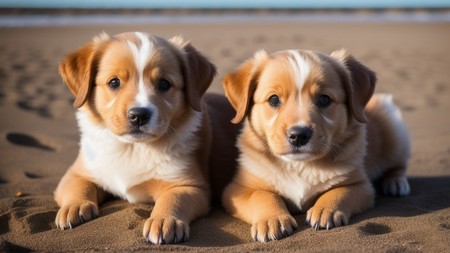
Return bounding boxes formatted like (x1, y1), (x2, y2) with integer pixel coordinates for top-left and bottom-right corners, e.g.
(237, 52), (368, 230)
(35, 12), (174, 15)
(251, 214), (298, 242)
(143, 216), (189, 244)
(55, 201), (98, 230)
(306, 206), (349, 230)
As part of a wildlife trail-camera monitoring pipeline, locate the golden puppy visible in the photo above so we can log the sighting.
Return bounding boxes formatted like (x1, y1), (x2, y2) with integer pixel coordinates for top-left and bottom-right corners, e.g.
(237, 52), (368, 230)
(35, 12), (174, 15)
(54, 32), (230, 244)
(222, 49), (411, 242)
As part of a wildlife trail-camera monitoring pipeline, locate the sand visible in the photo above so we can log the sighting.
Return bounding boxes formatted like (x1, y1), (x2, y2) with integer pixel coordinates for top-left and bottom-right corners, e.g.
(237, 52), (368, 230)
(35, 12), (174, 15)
(0, 21), (450, 252)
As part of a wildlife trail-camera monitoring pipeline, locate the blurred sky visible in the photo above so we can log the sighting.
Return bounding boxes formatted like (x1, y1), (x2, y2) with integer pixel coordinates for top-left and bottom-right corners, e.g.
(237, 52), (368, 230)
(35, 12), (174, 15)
(1, 0), (449, 9)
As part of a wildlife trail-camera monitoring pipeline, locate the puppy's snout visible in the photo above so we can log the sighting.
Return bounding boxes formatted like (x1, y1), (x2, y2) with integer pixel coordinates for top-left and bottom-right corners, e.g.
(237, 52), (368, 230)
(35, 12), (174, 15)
(287, 126), (313, 147)
(127, 107), (152, 127)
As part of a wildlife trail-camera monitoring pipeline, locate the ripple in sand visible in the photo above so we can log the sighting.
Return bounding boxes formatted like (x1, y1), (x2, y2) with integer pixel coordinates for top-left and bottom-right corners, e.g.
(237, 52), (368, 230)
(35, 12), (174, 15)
(0, 240), (31, 252)
(16, 101), (53, 118)
(6, 133), (55, 152)
(133, 208), (150, 219)
(359, 222), (392, 235)
(0, 213), (10, 234)
(23, 210), (56, 234)
(24, 172), (41, 179)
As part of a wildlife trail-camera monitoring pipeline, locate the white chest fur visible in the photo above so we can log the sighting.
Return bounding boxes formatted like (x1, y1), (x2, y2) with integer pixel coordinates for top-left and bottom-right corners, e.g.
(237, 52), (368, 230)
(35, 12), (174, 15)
(240, 151), (352, 211)
(76, 111), (201, 203)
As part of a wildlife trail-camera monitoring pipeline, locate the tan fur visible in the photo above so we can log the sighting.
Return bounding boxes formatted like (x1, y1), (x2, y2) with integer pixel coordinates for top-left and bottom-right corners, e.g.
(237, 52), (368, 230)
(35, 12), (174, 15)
(54, 32), (239, 244)
(222, 49), (410, 242)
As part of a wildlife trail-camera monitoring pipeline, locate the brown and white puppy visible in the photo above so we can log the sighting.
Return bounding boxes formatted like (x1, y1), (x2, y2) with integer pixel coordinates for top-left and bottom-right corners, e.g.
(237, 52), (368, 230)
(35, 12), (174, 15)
(222, 49), (411, 242)
(54, 32), (221, 244)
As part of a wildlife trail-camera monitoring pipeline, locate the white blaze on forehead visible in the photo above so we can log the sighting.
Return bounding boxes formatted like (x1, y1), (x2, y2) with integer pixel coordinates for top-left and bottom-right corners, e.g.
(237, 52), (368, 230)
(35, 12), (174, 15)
(287, 50), (311, 92)
(127, 32), (155, 107)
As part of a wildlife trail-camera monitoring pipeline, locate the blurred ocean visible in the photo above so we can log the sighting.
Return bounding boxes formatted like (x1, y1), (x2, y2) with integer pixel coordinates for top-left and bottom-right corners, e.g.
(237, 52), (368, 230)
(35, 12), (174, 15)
(1, 0), (450, 26)
(1, 0), (450, 9)
(1, 11), (450, 27)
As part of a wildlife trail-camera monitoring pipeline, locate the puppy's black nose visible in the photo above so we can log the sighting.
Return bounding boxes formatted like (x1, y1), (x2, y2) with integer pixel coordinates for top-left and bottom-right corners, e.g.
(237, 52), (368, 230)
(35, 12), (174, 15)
(287, 126), (313, 147)
(127, 107), (152, 127)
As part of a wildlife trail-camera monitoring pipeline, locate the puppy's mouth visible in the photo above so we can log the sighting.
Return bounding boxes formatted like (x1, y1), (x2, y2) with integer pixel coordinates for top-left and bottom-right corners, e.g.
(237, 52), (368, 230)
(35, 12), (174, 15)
(128, 128), (156, 136)
(120, 126), (160, 142)
(279, 148), (317, 162)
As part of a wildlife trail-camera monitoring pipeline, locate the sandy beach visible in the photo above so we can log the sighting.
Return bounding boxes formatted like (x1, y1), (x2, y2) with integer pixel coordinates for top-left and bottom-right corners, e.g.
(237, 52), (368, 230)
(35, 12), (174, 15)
(0, 19), (449, 252)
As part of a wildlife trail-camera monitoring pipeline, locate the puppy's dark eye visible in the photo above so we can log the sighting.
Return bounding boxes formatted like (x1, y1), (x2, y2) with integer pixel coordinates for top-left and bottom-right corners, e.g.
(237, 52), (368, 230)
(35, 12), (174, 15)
(317, 94), (331, 108)
(268, 95), (281, 108)
(157, 79), (171, 92)
(108, 78), (121, 89)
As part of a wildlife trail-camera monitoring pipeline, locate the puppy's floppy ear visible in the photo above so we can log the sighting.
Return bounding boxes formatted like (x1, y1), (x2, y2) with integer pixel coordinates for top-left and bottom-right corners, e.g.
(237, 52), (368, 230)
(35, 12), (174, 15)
(223, 50), (268, 124)
(170, 36), (216, 112)
(59, 32), (110, 108)
(331, 49), (376, 123)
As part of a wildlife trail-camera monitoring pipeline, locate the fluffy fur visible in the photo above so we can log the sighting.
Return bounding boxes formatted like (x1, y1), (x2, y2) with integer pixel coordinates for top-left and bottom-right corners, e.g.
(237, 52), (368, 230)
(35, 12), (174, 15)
(222, 49), (411, 242)
(54, 32), (240, 245)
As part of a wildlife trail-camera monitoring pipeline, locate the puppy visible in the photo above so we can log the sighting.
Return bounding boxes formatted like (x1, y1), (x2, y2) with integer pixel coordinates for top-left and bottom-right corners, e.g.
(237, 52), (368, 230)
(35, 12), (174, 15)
(222, 49), (411, 242)
(54, 32), (221, 244)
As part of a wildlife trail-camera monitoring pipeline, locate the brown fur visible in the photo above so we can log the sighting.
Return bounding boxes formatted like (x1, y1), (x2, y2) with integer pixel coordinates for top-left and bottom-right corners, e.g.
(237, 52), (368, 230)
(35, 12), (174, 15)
(54, 32), (239, 244)
(222, 49), (410, 242)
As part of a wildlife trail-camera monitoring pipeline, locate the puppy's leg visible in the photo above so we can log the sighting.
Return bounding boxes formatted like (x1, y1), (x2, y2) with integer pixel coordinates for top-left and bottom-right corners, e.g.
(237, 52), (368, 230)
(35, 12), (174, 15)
(306, 180), (374, 230)
(143, 186), (209, 244)
(54, 161), (107, 230)
(365, 94), (411, 197)
(223, 174), (298, 242)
